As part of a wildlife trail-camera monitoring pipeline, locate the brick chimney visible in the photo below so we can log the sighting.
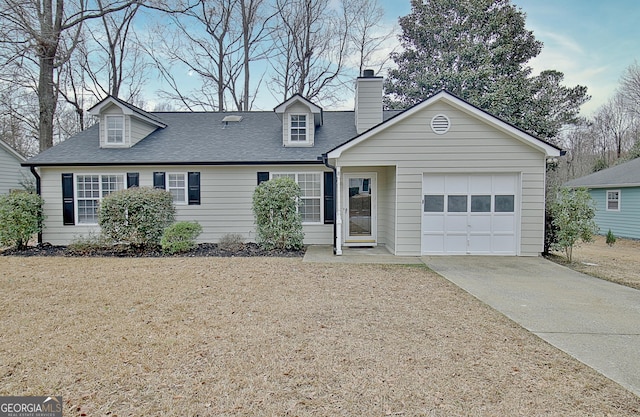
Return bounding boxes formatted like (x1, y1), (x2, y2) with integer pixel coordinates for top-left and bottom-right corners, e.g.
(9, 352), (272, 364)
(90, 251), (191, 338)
(355, 69), (383, 134)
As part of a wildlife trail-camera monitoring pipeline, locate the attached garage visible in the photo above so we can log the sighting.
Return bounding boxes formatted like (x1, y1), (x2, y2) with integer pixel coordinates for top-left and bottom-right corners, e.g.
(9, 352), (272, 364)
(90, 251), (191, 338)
(326, 90), (562, 257)
(422, 174), (519, 255)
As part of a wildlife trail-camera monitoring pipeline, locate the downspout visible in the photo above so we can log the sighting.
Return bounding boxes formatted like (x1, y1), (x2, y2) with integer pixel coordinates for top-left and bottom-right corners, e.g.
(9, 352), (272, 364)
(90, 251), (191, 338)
(322, 155), (340, 255)
(29, 166), (43, 244)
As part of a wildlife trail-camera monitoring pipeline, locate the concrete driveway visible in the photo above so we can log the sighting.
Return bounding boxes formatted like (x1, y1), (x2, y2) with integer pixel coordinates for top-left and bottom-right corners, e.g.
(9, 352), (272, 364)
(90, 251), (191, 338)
(422, 256), (640, 397)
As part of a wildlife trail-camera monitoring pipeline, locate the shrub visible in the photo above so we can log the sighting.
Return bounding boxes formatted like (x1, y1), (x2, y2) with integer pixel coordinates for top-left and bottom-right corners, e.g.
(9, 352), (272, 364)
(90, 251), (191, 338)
(218, 233), (245, 252)
(606, 229), (617, 247)
(98, 187), (175, 248)
(252, 177), (304, 250)
(0, 191), (45, 250)
(549, 187), (598, 262)
(161, 221), (203, 254)
(68, 232), (114, 255)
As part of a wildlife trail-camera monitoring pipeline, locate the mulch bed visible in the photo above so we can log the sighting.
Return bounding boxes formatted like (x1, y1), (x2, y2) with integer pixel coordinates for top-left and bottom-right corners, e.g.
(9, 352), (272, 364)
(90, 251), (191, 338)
(0, 242), (306, 258)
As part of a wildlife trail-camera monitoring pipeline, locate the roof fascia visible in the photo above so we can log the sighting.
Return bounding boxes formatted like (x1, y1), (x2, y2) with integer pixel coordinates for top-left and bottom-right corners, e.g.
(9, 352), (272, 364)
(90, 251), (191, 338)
(88, 96), (166, 128)
(327, 90), (561, 159)
(21, 160), (326, 168)
(0, 138), (26, 162)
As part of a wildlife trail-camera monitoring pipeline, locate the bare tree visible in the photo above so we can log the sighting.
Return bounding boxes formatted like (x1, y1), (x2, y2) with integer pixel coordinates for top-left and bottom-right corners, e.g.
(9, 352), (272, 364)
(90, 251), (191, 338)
(148, 0), (242, 111)
(0, 0), (142, 152)
(621, 61), (640, 117)
(347, 0), (395, 77)
(269, 0), (352, 105)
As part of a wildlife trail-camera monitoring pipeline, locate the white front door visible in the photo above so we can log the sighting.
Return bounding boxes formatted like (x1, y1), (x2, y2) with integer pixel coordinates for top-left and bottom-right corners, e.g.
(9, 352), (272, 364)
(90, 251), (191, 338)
(344, 173), (377, 245)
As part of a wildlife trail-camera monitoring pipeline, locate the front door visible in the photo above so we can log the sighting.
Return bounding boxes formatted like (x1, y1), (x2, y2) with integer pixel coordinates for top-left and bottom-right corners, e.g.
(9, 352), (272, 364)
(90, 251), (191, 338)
(344, 173), (377, 245)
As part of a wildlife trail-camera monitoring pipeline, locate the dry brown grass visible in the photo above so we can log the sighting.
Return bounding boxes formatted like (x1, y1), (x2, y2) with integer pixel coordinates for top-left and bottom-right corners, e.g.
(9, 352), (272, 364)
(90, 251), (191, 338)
(1, 256), (639, 416)
(551, 235), (640, 290)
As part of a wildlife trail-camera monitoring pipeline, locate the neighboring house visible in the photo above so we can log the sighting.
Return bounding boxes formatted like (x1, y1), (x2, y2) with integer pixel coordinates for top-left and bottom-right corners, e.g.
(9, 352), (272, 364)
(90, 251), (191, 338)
(0, 139), (32, 194)
(23, 72), (561, 256)
(564, 158), (640, 240)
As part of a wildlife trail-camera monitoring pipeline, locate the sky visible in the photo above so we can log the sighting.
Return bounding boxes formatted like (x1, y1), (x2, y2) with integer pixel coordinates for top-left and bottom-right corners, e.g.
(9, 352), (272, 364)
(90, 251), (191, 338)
(378, 0), (640, 116)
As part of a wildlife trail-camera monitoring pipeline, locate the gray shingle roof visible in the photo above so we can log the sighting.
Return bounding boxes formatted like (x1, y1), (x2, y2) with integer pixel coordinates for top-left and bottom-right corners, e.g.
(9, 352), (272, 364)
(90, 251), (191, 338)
(24, 110), (400, 166)
(564, 157), (640, 188)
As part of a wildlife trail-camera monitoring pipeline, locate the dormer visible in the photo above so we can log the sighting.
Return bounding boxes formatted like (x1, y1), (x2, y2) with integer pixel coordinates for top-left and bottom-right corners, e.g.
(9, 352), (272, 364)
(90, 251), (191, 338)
(88, 96), (166, 148)
(274, 94), (323, 147)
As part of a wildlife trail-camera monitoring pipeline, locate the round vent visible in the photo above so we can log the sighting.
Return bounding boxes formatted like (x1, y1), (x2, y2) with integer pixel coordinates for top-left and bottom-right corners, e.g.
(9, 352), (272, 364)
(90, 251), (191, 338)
(431, 114), (450, 134)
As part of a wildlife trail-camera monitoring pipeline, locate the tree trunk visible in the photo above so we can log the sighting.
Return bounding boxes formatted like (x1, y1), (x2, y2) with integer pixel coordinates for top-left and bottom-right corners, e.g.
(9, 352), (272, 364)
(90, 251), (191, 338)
(38, 47), (57, 152)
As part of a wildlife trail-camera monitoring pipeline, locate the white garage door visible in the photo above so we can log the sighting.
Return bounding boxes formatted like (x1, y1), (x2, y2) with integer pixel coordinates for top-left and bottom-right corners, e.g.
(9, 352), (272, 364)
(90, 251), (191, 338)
(422, 174), (519, 255)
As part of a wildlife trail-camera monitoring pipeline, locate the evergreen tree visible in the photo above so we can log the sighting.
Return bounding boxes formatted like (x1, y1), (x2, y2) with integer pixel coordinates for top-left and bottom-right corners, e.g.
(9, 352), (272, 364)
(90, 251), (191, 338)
(385, 0), (589, 140)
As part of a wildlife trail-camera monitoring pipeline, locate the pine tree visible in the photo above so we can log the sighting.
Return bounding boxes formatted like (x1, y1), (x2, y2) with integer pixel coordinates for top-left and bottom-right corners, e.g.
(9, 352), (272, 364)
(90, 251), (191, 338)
(385, 0), (589, 140)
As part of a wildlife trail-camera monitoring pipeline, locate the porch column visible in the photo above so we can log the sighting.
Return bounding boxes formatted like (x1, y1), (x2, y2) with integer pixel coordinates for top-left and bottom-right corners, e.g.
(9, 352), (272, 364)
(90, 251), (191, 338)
(335, 165), (342, 255)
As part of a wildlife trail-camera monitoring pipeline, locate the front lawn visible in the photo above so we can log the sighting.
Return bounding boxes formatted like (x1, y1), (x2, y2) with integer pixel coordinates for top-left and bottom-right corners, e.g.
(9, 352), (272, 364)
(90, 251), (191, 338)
(0, 257), (638, 415)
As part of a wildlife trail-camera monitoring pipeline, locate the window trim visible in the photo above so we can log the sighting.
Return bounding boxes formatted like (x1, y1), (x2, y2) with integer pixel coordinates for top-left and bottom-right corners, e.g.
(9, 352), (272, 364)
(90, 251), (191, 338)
(75, 173), (126, 225)
(606, 190), (620, 211)
(270, 172), (323, 224)
(288, 113), (309, 144)
(166, 172), (188, 205)
(105, 115), (125, 145)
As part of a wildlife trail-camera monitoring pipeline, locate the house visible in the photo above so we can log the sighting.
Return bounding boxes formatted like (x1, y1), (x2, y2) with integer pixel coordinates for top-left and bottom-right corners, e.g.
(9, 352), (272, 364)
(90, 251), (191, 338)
(23, 72), (561, 256)
(0, 138), (32, 194)
(564, 157), (640, 240)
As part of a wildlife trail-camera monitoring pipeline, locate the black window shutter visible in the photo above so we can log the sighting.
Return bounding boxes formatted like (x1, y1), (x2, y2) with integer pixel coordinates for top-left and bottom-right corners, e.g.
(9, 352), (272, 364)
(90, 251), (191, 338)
(188, 172), (201, 205)
(257, 171), (269, 185)
(127, 172), (139, 188)
(153, 172), (166, 189)
(324, 171), (335, 224)
(61, 173), (75, 225)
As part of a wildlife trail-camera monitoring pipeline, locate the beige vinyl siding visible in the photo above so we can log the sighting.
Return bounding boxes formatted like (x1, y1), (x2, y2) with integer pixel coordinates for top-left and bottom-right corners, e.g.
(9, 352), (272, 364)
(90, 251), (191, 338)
(130, 118), (158, 146)
(282, 102), (314, 146)
(336, 101), (546, 256)
(39, 165), (332, 246)
(0, 146), (31, 194)
(355, 78), (383, 133)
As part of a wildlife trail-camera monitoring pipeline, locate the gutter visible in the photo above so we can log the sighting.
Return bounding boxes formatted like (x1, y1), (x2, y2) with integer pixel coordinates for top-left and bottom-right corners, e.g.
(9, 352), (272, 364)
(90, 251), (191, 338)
(321, 154), (337, 254)
(30, 166), (42, 244)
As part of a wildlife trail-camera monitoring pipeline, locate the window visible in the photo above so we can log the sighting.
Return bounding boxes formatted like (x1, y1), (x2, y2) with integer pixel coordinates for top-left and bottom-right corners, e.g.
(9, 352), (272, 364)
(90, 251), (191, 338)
(607, 190), (620, 211)
(447, 195), (467, 212)
(290, 114), (307, 142)
(471, 195), (491, 212)
(167, 173), (187, 204)
(106, 115), (124, 144)
(495, 195), (515, 212)
(272, 172), (322, 223)
(76, 174), (124, 224)
(424, 195), (444, 212)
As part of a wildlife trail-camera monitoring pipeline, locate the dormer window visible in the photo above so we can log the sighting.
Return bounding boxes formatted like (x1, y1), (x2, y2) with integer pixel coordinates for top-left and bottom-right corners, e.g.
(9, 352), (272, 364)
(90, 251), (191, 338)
(274, 94), (322, 148)
(290, 114), (307, 142)
(106, 115), (124, 144)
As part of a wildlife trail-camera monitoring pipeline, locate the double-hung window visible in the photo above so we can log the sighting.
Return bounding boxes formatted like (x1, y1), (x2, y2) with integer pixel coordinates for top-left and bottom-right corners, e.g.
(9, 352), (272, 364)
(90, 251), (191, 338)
(106, 115), (124, 144)
(290, 114), (307, 142)
(167, 173), (187, 204)
(272, 172), (322, 223)
(607, 190), (620, 211)
(76, 174), (125, 224)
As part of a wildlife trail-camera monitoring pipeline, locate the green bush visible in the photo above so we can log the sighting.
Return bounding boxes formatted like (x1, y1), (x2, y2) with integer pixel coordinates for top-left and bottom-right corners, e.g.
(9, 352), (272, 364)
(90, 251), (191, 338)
(0, 191), (45, 250)
(549, 187), (598, 262)
(98, 187), (175, 248)
(606, 229), (617, 247)
(252, 177), (303, 250)
(161, 221), (202, 254)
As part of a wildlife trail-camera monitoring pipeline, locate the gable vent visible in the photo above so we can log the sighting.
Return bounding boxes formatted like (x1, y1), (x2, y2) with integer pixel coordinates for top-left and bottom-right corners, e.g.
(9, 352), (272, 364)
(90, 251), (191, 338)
(431, 114), (450, 134)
